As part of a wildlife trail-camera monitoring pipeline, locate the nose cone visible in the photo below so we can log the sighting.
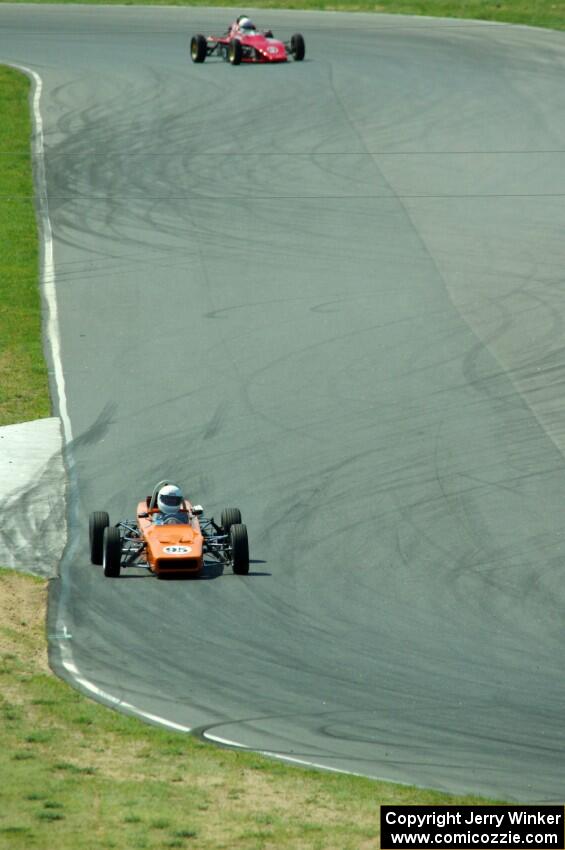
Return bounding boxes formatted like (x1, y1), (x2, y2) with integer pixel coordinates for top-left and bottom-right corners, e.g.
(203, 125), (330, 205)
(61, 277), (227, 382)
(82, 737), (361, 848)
(264, 40), (287, 61)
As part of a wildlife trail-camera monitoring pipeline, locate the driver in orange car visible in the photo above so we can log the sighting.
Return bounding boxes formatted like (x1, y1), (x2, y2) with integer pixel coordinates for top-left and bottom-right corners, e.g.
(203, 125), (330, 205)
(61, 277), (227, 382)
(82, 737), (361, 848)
(152, 484), (190, 525)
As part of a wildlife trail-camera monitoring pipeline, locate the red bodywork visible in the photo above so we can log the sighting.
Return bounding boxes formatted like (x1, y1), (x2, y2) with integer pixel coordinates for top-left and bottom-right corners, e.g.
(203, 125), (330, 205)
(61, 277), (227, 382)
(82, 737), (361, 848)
(212, 24), (288, 63)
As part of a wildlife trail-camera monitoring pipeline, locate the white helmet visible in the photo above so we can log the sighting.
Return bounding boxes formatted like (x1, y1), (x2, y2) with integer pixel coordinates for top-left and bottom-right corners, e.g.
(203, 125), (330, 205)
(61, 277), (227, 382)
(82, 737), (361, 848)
(157, 484), (183, 514)
(238, 17), (256, 31)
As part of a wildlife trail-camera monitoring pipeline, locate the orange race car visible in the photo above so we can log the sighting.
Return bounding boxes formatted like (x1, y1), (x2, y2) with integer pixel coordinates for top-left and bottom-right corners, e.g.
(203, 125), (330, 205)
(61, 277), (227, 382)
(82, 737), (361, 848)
(89, 480), (249, 578)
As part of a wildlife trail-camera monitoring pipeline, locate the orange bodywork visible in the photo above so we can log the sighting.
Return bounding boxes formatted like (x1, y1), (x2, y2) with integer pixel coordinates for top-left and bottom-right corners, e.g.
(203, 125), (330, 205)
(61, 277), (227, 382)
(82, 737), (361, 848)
(136, 501), (204, 577)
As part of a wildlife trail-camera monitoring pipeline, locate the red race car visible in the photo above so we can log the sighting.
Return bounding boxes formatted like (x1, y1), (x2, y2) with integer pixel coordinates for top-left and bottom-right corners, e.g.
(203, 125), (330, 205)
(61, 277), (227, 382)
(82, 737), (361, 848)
(191, 16), (305, 65)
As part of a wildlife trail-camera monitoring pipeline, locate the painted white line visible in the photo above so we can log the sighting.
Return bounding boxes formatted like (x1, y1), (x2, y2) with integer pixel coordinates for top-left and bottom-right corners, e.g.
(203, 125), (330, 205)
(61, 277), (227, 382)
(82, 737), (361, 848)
(7, 61), (193, 738)
(119, 704), (191, 733)
(259, 752), (365, 777)
(205, 732), (419, 787)
(205, 732), (247, 748)
(10, 64), (73, 448)
(58, 640), (191, 731)
(204, 731), (371, 777)
(71, 673), (191, 732)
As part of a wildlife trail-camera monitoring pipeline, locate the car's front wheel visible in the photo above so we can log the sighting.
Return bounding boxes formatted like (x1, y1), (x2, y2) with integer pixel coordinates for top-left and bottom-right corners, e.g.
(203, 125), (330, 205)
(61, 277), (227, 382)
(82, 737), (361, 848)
(291, 33), (305, 61)
(221, 507), (242, 534)
(89, 511), (109, 565)
(103, 526), (122, 577)
(229, 38), (243, 65)
(191, 34), (207, 63)
(231, 524), (249, 575)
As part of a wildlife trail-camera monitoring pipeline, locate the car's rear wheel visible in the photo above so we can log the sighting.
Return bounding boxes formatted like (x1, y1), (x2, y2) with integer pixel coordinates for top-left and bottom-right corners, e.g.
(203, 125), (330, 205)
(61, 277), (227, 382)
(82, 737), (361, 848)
(89, 511), (109, 565)
(229, 38), (243, 65)
(221, 508), (242, 534)
(291, 33), (305, 61)
(231, 524), (249, 575)
(191, 34), (207, 63)
(103, 526), (122, 577)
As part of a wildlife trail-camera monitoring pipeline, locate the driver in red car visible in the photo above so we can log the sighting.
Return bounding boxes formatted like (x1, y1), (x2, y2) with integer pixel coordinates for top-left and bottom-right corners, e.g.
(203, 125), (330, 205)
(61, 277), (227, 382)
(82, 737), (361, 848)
(234, 16), (256, 34)
(228, 16), (273, 38)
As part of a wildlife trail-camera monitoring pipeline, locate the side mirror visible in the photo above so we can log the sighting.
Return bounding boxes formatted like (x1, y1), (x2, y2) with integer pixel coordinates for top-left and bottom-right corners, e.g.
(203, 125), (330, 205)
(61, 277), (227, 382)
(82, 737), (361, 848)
(192, 505), (203, 516)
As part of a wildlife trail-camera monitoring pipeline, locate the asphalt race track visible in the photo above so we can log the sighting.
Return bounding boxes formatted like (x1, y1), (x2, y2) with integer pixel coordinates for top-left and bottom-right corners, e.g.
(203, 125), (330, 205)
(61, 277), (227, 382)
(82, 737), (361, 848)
(2, 4), (565, 802)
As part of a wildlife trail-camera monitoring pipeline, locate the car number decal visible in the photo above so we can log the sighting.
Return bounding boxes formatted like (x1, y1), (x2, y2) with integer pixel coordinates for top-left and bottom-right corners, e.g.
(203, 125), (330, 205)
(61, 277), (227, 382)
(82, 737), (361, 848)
(163, 546), (192, 555)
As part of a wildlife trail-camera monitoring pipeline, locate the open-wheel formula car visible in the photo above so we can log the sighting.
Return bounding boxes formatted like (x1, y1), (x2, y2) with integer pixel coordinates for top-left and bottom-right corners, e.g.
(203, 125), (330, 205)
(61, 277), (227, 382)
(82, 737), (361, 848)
(89, 480), (249, 578)
(191, 15), (305, 65)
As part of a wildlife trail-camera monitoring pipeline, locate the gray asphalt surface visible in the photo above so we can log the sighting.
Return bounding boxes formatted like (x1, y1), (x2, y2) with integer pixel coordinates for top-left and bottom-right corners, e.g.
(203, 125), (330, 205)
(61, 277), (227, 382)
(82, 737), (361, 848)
(2, 5), (565, 801)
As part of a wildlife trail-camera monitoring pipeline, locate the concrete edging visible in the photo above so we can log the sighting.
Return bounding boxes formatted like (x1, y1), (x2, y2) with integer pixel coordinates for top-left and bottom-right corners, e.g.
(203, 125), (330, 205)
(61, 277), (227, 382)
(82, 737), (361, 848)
(0, 417), (66, 578)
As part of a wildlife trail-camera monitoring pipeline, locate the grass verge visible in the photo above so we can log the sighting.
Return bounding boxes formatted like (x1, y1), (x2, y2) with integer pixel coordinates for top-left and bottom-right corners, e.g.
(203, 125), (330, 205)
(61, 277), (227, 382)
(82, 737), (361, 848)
(0, 66), (50, 426)
(0, 569), (500, 850)
(1, 0), (565, 33)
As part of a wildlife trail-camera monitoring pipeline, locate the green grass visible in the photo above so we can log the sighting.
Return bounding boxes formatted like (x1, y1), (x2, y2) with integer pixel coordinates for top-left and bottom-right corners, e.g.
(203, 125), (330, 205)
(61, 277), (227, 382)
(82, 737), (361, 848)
(356, 0), (565, 30)
(1, 0), (565, 32)
(0, 66), (50, 426)
(0, 568), (502, 850)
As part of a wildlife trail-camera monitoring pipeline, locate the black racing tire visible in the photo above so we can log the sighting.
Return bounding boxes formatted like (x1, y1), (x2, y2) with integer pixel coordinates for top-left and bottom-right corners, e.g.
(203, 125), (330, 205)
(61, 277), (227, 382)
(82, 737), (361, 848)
(291, 33), (305, 61)
(89, 511), (109, 565)
(103, 526), (122, 578)
(229, 38), (243, 65)
(231, 524), (249, 575)
(191, 34), (207, 63)
(221, 508), (242, 534)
